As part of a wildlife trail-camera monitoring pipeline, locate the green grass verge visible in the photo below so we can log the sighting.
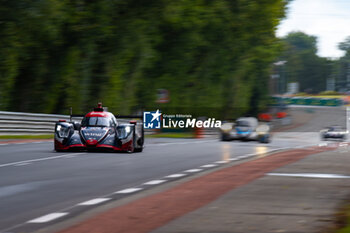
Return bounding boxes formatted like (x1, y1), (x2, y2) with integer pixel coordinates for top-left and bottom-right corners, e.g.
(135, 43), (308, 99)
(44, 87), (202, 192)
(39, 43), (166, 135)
(338, 227), (350, 233)
(294, 95), (346, 99)
(0, 135), (53, 140)
(313, 95), (346, 99)
(146, 132), (195, 138)
(1, 133), (196, 140)
(1, 133), (195, 140)
(336, 205), (350, 233)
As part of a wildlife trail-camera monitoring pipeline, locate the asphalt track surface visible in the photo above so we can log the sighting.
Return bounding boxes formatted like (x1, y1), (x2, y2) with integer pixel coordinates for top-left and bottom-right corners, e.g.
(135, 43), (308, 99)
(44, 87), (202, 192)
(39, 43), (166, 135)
(0, 106), (347, 233)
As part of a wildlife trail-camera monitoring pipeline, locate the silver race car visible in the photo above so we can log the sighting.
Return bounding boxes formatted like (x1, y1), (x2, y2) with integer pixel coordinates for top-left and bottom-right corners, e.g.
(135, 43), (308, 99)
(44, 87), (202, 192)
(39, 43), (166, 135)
(320, 126), (347, 141)
(220, 117), (271, 143)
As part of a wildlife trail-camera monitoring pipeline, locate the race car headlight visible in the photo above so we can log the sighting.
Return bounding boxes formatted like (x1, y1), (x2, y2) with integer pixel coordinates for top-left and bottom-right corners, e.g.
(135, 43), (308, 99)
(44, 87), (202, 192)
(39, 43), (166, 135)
(221, 123), (233, 133)
(256, 125), (270, 135)
(117, 125), (133, 140)
(56, 125), (70, 138)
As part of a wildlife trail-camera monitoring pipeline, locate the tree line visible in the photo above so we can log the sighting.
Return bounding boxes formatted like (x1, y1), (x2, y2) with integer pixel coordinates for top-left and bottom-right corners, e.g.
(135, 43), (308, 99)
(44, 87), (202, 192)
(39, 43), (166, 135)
(0, 0), (287, 117)
(280, 31), (350, 95)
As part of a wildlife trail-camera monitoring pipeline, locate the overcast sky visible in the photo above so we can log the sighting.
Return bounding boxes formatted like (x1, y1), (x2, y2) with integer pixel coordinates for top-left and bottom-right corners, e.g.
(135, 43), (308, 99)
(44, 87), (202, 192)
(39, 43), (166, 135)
(277, 0), (350, 58)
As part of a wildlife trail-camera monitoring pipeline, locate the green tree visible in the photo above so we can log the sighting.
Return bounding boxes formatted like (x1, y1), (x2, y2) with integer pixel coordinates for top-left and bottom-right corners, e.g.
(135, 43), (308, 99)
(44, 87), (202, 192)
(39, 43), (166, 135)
(0, 0), (288, 118)
(281, 31), (331, 93)
(334, 36), (350, 92)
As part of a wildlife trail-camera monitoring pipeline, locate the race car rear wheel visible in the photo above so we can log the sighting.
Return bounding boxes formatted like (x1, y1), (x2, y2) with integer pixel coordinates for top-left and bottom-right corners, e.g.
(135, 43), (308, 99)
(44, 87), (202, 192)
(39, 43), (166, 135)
(131, 126), (144, 153)
(133, 136), (144, 152)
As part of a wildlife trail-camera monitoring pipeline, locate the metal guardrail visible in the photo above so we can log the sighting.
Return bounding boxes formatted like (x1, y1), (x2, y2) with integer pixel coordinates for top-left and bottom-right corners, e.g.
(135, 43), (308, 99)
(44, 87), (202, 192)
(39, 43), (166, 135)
(0, 110), (295, 136)
(0, 111), (80, 135)
(0, 111), (140, 135)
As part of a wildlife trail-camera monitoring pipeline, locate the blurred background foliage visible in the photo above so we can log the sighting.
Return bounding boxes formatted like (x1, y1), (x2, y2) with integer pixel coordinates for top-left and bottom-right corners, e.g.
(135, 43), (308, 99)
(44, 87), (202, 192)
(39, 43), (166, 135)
(280, 32), (350, 96)
(0, 0), (287, 117)
(280, 32), (332, 93)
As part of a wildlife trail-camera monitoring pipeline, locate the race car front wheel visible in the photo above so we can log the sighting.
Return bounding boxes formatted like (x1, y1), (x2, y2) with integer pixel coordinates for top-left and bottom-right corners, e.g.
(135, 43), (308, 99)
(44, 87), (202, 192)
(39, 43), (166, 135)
(258, 135), (270, 143)
(221, 134), (230, 141)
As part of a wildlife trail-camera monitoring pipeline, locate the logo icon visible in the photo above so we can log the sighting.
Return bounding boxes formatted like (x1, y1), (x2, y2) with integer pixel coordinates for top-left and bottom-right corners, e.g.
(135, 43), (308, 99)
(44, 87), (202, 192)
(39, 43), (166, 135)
(143, 110), (162, 129)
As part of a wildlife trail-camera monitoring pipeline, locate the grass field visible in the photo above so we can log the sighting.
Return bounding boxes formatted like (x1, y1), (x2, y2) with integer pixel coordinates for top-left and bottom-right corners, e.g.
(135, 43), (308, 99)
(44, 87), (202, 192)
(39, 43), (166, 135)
(336, 204), (350, 233)
(311, 95), (346, 99)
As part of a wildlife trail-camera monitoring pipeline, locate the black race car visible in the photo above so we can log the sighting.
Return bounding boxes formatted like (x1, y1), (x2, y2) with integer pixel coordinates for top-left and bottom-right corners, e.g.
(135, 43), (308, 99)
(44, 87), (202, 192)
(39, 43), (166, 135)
(54, 103), (144, 152)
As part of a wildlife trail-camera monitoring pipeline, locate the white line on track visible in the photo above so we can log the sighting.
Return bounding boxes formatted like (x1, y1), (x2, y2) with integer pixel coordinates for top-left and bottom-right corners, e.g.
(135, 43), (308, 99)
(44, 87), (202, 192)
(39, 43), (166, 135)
(143, 180), (167, 185)
(27, 213), (68, 223)
(267, 173), (350, 179)
(14, 162), (31, 167)
(200, 164), (217, 168)
(0, 153), (86, 168)
(239, 155), (252, 159)
(165, 174), (187, 178)
(184, 169), (203, 173)
(245, 153), (256, 156)
(115, 188), (143, 194)
(215, 160), (229, 164)
(77, 198), (111, 206)
(318, 142), (329, 147)
(229, 158), (239, 161)
(0, 144), (9, 146)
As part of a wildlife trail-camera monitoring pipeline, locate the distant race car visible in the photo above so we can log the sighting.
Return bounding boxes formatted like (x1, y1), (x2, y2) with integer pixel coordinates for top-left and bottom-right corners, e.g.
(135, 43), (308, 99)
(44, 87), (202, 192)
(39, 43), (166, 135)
(220, 117), (270, 143)
(320, 126), (347, 141)
(54, 103), (144, 152)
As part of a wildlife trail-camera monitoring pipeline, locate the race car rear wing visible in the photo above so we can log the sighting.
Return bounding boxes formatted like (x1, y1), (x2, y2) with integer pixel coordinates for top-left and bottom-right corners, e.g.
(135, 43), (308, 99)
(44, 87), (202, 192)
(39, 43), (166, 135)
(66, 105), (143, 125)
(69, 114), (143, 120)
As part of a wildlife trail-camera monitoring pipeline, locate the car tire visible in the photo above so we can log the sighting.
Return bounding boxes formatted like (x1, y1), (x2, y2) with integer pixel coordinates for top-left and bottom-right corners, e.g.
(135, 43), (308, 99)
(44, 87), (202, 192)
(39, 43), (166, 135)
(130, 127), (144, 153)
(54, 141), (63, 152)
(221, 134), (230, 141)
(134, 147), (143, 152)
(259, 135), (270, 143)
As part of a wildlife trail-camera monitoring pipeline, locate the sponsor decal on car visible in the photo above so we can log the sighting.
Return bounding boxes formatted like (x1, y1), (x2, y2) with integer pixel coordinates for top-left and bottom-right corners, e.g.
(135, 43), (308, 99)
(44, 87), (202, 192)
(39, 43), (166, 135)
(84, 133), (104, 137)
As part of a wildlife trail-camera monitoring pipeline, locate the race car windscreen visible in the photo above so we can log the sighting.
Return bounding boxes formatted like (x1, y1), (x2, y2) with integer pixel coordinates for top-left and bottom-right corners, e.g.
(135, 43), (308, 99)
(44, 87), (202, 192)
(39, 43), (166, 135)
(328, 126), (344, 131)
(236, 121), (250, 127)
(81, 117), (111, 127)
